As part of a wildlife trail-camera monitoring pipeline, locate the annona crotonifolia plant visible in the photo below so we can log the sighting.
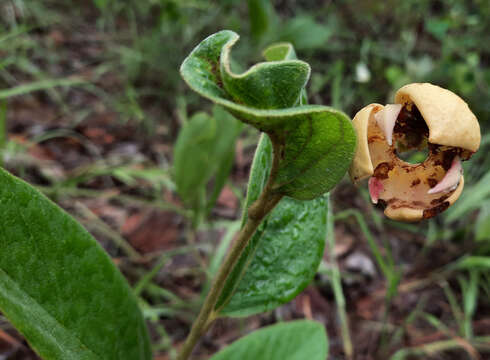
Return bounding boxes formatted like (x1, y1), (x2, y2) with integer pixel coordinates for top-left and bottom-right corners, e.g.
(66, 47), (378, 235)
(349, 83), (481, 222)
(178, 30), (356, 359)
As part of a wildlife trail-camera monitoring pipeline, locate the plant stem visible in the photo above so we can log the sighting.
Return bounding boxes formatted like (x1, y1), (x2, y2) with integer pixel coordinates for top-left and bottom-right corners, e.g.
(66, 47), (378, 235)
(177, 192), (281, 360)
(177, 138), (283, 360)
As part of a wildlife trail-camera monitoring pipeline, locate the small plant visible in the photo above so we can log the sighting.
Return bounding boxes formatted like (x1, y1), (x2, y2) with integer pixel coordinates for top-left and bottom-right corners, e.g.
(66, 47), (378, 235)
(177, 30), (481, 359)
(177, 30), (356, 359)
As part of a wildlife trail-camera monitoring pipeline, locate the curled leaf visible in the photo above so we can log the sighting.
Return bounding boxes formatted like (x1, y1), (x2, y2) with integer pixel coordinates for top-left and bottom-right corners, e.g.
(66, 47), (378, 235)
(180, 30), (356, 200)
(427, 156), (462, 194)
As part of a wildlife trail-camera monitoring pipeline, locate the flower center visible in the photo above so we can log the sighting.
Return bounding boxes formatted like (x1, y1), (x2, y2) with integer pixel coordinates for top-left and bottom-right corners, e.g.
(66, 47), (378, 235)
(393, 105), (430, 164)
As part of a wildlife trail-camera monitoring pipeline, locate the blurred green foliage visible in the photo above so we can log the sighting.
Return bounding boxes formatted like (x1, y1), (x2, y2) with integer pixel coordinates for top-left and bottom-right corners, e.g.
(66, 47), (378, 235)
(2, 0), (489, 130)
(173, 105), (241, 226)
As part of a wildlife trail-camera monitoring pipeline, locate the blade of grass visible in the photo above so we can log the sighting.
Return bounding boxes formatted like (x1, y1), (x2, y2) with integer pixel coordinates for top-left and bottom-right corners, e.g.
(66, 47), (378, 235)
(327, 196), (353, 359)
(441, 280), (465, 336)
(74, 201), (142, 261)
(0, 25), (31, 44)
(0, 100), (6, 167)
(334, 208), (400, 357)
(420, 311), (482, 359)
(37, 185), (191, 218)
(203, 220), (241, 296)
(145, 284), (197, 310)
(389, 295), (428, 348)
(459, 270), (479, 339)
(334, 209), (400, 291)
(451, 256), (490, 271)
(421, 312), (456, 337)
(445, 171), (490, 223)
(0, 77), (86, 99)
(133, 245), (203, 297)
(391, 336), (490, 360)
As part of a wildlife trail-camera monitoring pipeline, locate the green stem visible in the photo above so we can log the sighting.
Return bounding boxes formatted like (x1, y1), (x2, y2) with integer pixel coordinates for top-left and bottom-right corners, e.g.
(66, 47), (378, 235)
(177, 139), (283, 360)
(177, 192), (281, 360)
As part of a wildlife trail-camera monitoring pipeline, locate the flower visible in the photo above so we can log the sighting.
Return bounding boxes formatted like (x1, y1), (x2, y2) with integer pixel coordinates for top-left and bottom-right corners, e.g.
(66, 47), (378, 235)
(349, 83), (480, 222)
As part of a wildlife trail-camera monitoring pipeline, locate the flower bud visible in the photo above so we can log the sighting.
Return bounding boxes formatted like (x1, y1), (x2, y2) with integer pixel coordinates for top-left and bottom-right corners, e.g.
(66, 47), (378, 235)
(349, 83), (480, 222)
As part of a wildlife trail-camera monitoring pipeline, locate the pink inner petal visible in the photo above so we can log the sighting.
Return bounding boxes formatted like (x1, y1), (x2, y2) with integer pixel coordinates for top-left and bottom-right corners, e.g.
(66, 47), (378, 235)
(369, 177), (384, 204)
(374, 104), (402, 146)
(428, 156), (463, 194)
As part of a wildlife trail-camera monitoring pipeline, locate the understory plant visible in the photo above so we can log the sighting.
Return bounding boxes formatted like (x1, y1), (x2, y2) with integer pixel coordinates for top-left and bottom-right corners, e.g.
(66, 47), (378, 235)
(177, 30), (356, 359)
(177, 30), (481, 359)
(0, 27), (354, 359)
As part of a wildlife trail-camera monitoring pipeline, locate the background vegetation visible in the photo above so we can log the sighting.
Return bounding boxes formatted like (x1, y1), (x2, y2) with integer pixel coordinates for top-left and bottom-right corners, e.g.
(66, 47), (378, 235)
(0, 0), (489, 359)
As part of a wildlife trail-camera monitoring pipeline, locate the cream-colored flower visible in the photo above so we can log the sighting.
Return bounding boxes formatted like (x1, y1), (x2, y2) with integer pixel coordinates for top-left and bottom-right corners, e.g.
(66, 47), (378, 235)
(349, 83), (480, 222)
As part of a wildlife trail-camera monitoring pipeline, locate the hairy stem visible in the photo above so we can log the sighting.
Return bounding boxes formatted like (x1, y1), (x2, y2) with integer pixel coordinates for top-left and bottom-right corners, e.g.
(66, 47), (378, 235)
(177, 138), (283, 360)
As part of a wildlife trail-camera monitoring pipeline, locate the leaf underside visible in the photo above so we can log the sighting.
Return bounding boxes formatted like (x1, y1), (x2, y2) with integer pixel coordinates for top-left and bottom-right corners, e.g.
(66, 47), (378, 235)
(180, 30), (356, 200)
(0, 168), (151, 360)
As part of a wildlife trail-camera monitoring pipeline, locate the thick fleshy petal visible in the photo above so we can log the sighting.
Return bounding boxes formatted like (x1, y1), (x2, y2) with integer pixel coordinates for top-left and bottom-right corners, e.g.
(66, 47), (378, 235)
(349, 83), (480, 222)
(428, 156), (463, 194)
(368, 176), (383, 204)
(374, 104), (402, 146)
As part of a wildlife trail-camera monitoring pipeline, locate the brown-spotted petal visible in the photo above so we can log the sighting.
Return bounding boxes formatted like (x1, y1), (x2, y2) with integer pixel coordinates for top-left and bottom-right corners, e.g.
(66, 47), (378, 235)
(349, 83), (480, 222)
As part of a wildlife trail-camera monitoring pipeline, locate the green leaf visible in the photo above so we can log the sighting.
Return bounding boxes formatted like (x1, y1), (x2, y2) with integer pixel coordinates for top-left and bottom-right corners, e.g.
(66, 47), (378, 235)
(263, 43), (309, 105)
(173, 105), (241, 213)
(174, 111), (215, 211)
(206, 106), (243, 213)
(0, 78), (86, 99)
(211, 41), (328, 317)
(209, 320), (328, 360)
(279, 15), (333, 51)
(453, 256), (490, 271)
(219, 195), (327, 316)
(263, 42), (299, 61)
(426, 18), (451, 40)
(248, 0), (275, 41)
(180, 30), (356, 200)
(445, 171), (490, 223)
(475, 201), (490, 242)
(0, 168), (151, 360)
(215, 135), (327, 317)
(220, 34), (310, 109)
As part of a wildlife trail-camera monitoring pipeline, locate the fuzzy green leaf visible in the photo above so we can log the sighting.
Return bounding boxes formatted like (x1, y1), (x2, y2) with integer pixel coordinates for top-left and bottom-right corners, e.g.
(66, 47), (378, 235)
(248, 0), (275, 41)
(0, 168), (151, 360)
(212, 43), (327, 317)
(215, 135), (327, 316)
(180, 30), (356, 200)
(209, 320), (328, 360)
